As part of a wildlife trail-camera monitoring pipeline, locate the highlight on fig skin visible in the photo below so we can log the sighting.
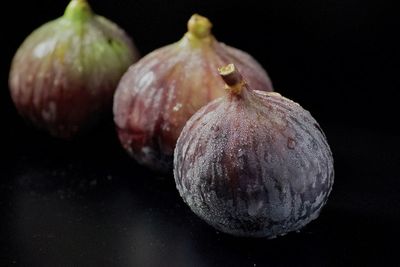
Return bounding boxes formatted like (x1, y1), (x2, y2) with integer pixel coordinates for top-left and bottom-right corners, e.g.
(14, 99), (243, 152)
(113, 14), (273, 174)
(9, 0), (139, 139)
(174, 63), (334, 238)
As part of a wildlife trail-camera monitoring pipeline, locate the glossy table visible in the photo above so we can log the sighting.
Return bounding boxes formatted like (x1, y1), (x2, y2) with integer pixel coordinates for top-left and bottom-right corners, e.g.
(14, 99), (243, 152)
(1, 123), (398, 266)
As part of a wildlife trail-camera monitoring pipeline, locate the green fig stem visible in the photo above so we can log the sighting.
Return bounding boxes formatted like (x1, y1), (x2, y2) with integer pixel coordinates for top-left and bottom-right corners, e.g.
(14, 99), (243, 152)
(64, 0), (93, 22)
(218, 64), (245, 96)
(187, 14), (212, 39)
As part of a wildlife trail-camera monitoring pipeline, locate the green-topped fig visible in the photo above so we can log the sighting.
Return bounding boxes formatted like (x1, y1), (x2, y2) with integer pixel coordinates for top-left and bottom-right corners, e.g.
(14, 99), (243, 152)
(9, 0), (139, 138)
(113, 14), (273, 174)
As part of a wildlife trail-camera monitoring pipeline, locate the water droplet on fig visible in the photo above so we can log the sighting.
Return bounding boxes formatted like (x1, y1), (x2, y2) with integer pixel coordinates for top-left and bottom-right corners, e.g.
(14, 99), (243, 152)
(238, 148), (245, 158)
(248, 199), (263, 216)
(312, 140), (319, 150)
(211, 125), (220, 132)
(287, 137), (296, 149)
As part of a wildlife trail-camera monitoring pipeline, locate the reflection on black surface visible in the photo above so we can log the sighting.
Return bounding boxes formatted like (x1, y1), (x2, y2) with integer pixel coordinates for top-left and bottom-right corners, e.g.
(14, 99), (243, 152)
(12, 175), (205, 267)
(1, 125), (399, 266)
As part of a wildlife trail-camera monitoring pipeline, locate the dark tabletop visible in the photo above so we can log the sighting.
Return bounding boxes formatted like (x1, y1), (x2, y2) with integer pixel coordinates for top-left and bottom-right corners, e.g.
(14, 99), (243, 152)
(1, 121), (399, 267)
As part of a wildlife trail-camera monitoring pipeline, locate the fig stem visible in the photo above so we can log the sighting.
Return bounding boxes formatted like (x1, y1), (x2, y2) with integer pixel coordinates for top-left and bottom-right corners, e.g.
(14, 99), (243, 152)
(187, 14), (212, 39)
(218, 64), (245, 95)
(64, 0), (92, 22)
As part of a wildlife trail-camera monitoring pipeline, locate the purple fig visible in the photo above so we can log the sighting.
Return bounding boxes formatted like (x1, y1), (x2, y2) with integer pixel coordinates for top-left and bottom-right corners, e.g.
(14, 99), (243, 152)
(114, 14), (273, 173)
(174, 64), (334, 238)
(9, 0), (139, 138)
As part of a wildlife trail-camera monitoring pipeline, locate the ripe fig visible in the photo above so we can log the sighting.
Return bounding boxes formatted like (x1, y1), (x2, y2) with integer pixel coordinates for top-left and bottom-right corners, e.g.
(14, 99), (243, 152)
(9, 0), (139, 138)
(174, 64), (334, 238)
(114, 14), (273, 173)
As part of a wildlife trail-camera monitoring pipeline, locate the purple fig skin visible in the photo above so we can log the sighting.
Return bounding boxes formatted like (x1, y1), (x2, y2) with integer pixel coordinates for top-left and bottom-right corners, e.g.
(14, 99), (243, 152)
(9, 0), (139, 139)
(174, 64), (334, 238)
(113, 14), (273, 173)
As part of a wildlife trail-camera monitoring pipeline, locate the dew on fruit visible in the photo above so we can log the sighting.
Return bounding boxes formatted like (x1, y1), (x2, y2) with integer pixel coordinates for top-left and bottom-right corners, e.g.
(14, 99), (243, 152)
(211, 125), (220, 132)
(174, 64), (334, 238)
(247, 198), (264, 216)
(287, 137), (296, 149)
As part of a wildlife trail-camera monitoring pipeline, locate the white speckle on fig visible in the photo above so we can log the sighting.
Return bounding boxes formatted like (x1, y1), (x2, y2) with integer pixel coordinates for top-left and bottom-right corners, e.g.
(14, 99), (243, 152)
(41, 101), (57, 122)
(173, 103), (183, 112)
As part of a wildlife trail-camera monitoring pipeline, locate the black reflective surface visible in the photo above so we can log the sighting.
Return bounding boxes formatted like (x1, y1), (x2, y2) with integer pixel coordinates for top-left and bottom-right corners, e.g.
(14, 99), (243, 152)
(1, 122), (399, 266)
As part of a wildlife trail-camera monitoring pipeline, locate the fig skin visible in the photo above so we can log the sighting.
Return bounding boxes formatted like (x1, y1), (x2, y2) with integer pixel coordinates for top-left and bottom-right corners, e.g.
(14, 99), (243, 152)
(9, 0), (139, 139)
(114, 14), (273, 173)
(174, 64), (334, 238)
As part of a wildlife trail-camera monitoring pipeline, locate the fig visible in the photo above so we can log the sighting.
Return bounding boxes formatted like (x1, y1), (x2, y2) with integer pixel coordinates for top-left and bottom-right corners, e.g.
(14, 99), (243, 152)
(174, 64), (334, 238)
(9, 0), (139, 138)
(113, 14), (273, 173)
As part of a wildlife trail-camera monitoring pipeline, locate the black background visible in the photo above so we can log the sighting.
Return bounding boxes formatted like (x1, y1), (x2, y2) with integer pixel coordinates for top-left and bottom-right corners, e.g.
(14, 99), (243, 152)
(1, 0), (399, 266)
